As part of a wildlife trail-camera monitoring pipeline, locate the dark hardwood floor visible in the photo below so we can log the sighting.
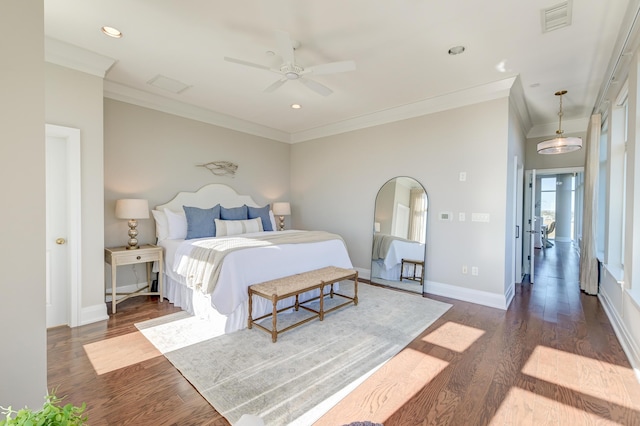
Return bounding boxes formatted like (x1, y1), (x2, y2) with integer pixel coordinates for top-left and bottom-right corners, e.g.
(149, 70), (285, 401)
(48, 242), (640, 425)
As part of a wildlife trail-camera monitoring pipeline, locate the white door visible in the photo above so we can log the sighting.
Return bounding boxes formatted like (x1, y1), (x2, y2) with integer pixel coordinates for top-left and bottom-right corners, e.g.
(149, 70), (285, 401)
(45, 124), (81, 328)
(527, 169), (537, 284)
(46, 135), (69, 327)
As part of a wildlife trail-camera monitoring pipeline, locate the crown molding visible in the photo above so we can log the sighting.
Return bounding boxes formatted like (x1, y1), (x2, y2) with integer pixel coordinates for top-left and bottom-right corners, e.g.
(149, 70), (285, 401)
(45, 37), (116, 78)
(103, 81), (291, 143)
(290, 77), (518, 143)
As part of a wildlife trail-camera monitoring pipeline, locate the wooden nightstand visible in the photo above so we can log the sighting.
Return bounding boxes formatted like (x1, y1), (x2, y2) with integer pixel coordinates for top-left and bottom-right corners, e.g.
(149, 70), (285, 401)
(104, 244), (164, 314)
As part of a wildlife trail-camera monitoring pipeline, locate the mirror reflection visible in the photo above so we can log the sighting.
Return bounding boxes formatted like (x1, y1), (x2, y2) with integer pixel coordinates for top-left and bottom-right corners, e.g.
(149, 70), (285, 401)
(371, 177), (428, 294)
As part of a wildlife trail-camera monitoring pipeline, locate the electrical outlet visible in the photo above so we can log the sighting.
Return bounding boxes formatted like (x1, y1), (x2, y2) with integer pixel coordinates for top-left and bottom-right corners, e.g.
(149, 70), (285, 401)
(462, 265), (468, 274)
(459, 212), (466, 222)
(471, 266), (479, 276)
(459, 172), (467, 181)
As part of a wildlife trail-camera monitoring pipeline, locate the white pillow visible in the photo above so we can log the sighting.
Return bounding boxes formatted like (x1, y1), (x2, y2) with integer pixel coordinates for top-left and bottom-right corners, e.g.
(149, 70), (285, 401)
(215, 217), (263, 237)
(151, 210), (169, 241)
(269, 210), (277, 231)
(164, 208), (188, 239)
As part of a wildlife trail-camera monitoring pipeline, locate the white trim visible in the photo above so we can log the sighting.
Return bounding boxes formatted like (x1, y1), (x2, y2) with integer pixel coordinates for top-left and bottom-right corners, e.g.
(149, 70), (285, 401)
(425, 280), (510, 310)
(599, 291), (640, 382)
(104, 81), (292, 144)
(79, 304), (109, 326)
(103, 78), (519, 144)
(291, 78), (517, 143)
(46, 124), (82, 328)
(45, 37), (116, 78)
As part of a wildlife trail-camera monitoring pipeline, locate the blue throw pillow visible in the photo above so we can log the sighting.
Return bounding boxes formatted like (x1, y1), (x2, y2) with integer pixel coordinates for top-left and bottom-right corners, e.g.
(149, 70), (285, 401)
(183, 205), (221, 239)
(220, 205), (248, 220)
(247, 205), (273, 231)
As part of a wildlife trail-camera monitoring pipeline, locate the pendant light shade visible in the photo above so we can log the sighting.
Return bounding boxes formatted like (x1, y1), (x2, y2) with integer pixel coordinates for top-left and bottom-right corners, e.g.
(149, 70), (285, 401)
(537, 90), (583, 155)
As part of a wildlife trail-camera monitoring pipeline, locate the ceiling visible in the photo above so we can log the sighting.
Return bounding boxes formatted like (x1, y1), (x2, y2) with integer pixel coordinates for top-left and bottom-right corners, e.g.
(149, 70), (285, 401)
(44, 0), (635, 143)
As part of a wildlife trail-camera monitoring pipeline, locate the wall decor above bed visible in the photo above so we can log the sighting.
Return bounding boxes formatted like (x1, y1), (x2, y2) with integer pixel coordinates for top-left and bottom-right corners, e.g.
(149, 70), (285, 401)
(197, 161), (238, 177)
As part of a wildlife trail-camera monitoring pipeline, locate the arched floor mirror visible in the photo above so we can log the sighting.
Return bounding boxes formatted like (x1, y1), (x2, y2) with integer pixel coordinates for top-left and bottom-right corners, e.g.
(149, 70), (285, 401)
(371, 177), (428, 294)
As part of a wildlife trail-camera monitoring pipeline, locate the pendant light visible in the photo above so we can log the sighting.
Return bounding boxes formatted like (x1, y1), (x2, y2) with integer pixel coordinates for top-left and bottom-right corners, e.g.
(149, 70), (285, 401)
(537, 90), (583, 154)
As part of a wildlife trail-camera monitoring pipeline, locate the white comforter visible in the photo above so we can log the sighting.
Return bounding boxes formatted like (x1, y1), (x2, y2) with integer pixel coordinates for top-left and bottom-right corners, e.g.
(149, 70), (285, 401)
(161, 230), (353, 317)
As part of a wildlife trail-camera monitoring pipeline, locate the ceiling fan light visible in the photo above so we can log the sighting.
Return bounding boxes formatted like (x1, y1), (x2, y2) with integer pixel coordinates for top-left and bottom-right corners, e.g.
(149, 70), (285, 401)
(537, 136), (582, 154)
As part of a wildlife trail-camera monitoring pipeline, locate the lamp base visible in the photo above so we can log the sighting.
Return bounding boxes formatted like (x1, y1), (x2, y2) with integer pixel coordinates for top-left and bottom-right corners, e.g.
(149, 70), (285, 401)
(125, 219), (140, 249)
(278, 216), (285, 231)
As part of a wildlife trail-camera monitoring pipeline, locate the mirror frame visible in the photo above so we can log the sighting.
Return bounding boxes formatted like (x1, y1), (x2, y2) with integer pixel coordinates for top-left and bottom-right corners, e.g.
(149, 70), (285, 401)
(370, 176), (428, 294)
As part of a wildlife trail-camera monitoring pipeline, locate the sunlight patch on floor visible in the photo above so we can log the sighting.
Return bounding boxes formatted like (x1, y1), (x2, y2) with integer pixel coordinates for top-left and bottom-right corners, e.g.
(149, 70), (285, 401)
(522, 345), (637, 409)
(490, 387), (618, 425)
(313, 347), (448, 425)
(135, 312), (227, 353)
(421, 321), (485, 352)
(83, 331), (161, 375)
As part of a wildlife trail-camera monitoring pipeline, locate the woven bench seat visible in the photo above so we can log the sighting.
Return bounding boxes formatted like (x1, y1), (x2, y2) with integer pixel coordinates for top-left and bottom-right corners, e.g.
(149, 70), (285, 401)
(248, 266), (358, 342)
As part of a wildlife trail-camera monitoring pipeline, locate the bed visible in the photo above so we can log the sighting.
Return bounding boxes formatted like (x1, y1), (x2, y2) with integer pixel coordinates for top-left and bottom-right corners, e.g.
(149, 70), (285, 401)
(153, 184), (353, 334)
(371, 233), (425, 281)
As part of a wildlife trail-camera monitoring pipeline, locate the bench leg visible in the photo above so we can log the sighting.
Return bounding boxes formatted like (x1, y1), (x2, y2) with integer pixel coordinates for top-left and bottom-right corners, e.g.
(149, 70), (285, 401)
(319, 283), (325, 321)
(248, 290), (253, 329)
(271, 293), (278, 343)
(354, 274), (359, 306)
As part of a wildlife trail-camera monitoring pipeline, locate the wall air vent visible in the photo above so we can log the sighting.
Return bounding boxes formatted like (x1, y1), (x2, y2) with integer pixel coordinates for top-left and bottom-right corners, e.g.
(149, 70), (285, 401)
(541, 1), (572, 33)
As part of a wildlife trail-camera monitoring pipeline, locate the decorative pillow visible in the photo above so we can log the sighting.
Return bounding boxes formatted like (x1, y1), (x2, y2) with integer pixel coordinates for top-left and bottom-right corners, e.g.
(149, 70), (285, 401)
(183, 204), (221, 240)
(151, 209), (169, 241)
(215, 217), (263, 237)
(164, 208), (188, 239)
(246, 204), (273, 231)
(220, 205), (248, 220)
(269, 210), (277, 231)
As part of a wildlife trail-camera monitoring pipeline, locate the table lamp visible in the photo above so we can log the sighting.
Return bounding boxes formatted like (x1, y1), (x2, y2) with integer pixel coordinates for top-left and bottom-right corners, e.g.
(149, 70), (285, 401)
(115, 199), (149, 249)
(272, 202), (291, 231)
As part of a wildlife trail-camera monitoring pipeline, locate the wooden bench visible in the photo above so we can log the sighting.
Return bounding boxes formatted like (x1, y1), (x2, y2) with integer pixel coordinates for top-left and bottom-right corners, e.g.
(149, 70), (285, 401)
(248, 266), (358, 342)
(401, 258), (424, 285)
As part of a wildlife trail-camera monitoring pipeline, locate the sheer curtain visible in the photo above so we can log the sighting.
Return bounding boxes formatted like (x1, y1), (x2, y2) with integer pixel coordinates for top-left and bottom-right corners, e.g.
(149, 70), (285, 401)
(579, 113), (601, 295)
(408, 189), (427, 243)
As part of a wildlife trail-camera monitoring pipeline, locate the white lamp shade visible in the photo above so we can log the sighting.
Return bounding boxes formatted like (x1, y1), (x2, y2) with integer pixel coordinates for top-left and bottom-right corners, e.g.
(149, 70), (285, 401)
(272, 202), (291, 216)
(537, 136), (583, 154)
(115, 199), (150, 219)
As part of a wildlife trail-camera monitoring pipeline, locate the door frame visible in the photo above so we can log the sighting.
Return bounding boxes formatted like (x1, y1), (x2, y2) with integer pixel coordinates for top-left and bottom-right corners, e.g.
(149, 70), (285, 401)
(46, 124), (81, 327)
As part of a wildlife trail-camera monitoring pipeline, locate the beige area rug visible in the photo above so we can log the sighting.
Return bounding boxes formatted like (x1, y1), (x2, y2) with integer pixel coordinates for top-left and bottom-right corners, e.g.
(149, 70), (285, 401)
(135, 282), (451, 425)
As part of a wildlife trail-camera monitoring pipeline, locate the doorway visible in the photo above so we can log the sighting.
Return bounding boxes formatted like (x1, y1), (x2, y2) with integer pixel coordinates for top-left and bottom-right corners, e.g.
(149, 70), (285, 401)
(523, 167), (583, 283)
(45, 124), (81, 328)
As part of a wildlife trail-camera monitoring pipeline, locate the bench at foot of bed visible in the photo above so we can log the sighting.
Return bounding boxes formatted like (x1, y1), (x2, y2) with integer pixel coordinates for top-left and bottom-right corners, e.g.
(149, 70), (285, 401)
(248, 266), (358, 342)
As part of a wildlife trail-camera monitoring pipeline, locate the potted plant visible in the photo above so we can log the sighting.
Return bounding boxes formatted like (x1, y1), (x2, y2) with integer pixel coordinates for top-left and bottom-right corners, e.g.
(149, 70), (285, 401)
(0, 390), (86, 425)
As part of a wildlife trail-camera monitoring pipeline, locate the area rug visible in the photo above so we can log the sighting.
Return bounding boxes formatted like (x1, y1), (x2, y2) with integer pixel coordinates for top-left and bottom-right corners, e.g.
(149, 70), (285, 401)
(135, 282), (451, 425)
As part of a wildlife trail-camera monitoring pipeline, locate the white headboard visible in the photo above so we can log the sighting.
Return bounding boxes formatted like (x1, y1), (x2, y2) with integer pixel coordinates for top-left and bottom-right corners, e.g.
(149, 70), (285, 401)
(155, 184), (260, 212)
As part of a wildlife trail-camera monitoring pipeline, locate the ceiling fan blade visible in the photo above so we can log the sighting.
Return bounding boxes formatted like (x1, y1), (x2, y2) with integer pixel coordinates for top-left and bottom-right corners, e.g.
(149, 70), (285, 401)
(299, 77), (333, 96)
(304, 60), (356, 76)
(275, 30), (295, 64)
(264, 78), (287, 93)
(224, 56), (272, 71)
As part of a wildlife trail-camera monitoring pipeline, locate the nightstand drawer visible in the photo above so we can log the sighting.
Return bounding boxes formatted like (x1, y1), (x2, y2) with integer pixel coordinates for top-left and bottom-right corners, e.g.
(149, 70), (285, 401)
(114, 251), (159, 265)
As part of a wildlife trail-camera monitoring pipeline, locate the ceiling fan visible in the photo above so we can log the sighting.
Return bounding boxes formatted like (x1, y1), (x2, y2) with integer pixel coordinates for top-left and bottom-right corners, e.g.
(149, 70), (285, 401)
(224, 31), (356, 96)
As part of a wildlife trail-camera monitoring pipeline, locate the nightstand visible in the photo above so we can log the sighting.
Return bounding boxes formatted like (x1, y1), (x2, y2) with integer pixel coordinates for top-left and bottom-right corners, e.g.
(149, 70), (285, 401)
(104, 244), (163, 314)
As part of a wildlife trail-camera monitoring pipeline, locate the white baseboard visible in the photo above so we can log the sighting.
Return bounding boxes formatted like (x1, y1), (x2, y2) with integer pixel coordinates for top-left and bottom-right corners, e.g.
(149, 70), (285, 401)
(599, 291), (640, 382)
(79, 303), (108, 326)
(425, 280), (510, 310)
(105, 282), (151, 302)
(355, 267), (371, 281)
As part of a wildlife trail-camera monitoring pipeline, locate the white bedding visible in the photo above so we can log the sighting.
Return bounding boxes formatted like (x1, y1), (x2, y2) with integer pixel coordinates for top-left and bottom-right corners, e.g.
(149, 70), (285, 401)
(371, 234), (425, 281)
(159, 230), (353, 333)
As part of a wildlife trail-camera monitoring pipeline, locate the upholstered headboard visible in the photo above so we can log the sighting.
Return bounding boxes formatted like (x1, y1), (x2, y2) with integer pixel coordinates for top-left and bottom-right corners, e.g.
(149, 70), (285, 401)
(155, 183), (260, 212)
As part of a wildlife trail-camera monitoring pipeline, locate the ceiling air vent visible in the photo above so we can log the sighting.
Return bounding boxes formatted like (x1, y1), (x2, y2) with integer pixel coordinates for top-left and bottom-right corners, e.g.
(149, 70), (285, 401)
(541, 1), (572, 33)
(147, 75), (191, 94)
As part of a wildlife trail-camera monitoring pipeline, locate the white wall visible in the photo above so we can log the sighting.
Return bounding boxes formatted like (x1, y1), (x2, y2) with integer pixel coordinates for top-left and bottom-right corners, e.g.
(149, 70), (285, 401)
(45, 63), (106, 321)
(0, 1), (47, 408)
(103, 99), (291, 288)
(291, 98), (512, 308)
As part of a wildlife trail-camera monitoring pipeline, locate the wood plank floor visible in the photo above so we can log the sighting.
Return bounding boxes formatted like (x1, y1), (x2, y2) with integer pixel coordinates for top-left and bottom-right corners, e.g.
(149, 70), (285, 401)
(48, 242), (640, 425)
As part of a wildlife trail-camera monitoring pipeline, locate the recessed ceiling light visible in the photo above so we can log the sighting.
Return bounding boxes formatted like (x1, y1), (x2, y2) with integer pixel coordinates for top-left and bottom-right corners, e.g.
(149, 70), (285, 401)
(291, 104), (302, 109)
(101, 26), (122, 38)
(448, 45), (465, 55)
